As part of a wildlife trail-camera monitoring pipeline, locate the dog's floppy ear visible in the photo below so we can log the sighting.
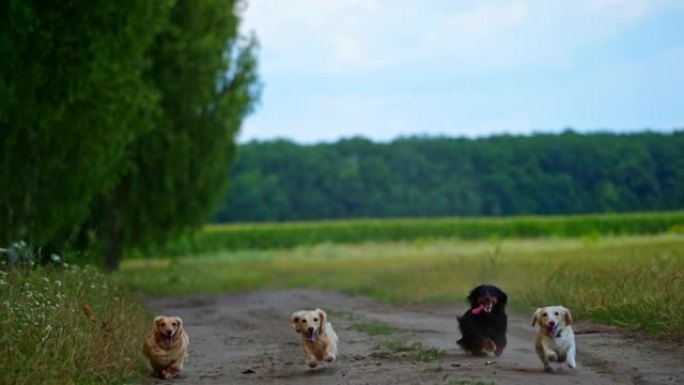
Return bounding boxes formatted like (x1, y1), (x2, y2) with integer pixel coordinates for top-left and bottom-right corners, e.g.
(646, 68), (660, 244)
(562, 307), (573, 325)
(531, 308), (542, 327)
(153, 315), (166, 334)
(153, 315), (165, 328)
(291, 311), (303, 333)
(496, 288), (508, 306)
(173, 316), (183, 331)
(467, 286), (482, 308)
(316, 308), (327, 332)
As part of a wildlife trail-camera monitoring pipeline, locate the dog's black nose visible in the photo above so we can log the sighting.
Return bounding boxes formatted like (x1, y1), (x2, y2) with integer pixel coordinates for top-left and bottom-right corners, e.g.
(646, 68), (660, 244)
(308, 327), (314, 332)
(166, 330), (173, 335)
(548, 321), (556, 326)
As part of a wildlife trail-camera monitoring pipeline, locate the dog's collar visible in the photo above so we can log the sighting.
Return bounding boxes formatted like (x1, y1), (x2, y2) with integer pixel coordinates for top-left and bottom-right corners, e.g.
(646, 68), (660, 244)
(548, 327), (562, 338)
(305, 335), (322, 344)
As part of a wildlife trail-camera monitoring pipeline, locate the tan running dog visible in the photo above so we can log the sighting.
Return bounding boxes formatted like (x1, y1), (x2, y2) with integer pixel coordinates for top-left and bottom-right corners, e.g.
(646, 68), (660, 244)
(531, 306), (577, 372)
(291, 308), (339, 368)
(142, 315), (189, 379)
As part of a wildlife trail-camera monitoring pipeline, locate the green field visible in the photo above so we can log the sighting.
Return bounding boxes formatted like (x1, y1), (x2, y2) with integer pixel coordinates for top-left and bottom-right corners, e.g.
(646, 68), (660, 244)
(120, 233), (684, 338)
(135, 211), (684, 257)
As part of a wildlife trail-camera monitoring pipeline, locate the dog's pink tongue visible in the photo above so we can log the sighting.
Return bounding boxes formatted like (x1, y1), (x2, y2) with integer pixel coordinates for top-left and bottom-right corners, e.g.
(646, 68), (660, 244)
(307, 330), (317, 343)
(471, 304), (486, 315)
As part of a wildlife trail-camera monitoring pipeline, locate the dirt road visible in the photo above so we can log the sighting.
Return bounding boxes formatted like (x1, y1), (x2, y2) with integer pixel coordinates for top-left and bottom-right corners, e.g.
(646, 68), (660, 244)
(145, 289), (683, 385)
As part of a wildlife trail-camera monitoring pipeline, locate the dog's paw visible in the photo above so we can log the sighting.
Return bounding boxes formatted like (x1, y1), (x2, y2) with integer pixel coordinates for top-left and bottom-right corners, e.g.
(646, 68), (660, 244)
(567, 360), (577, 369)
(547, 353), (558, 362)
(482, 338), (497, 353)
(308, 360), (318, 368)
(162, 370), (175, 379)
(324, 354), (335, 363)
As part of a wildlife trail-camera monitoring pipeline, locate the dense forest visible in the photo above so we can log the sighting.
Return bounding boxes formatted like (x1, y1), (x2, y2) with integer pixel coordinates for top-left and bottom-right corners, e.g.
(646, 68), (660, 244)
(214, 130), (684, 222)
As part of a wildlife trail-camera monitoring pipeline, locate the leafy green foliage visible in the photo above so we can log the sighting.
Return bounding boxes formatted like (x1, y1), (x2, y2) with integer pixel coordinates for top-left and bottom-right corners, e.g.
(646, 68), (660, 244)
(0, 0), (172, 251)
(87, 0), (260, 269)
(1, 0), (259, 268)
(215, 131), (684, 222)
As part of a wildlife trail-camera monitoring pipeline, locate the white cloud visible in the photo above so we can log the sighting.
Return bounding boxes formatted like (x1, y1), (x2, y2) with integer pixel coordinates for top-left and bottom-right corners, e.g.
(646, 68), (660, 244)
(237, 0), (683, 142)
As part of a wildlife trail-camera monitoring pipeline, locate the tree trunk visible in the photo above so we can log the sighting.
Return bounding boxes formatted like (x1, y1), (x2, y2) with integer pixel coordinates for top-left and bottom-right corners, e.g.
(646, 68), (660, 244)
(103, 190), (123, 272)
(104, 228), (123, 272)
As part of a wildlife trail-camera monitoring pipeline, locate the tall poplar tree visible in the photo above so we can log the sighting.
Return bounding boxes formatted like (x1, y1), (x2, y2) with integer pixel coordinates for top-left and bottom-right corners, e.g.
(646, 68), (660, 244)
(89, 0), (260, 270)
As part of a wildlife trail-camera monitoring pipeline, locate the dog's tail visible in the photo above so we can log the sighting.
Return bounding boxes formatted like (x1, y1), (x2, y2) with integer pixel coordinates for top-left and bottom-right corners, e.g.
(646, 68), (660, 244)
(81, 303), (112, 332)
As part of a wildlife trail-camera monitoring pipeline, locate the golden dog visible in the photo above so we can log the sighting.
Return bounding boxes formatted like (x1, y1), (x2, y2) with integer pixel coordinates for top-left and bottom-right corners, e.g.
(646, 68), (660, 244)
(142, 315), (189, 379)
(291, 308), (339, 368)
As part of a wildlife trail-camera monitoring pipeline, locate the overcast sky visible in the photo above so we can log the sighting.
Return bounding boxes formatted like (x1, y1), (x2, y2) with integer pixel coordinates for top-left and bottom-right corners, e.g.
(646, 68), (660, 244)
(238, 0), (684, 144)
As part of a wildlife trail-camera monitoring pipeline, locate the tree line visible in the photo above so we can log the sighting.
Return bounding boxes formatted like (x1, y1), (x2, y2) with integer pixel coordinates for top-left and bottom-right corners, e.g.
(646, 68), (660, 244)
(214, 130), (684, 222)
(1, 0), (260, 269)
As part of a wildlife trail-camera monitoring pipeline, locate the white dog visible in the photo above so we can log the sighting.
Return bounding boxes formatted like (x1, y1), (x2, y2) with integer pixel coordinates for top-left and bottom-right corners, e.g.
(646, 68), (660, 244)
(291, 308), (339, 368)
(531, 306), (577, 372)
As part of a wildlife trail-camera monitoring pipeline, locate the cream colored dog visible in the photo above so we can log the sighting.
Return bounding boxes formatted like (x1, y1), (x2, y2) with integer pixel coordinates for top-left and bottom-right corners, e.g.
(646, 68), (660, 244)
(142, 315), (189, 379)
(291, 308), (339, 368)
(531, 306), (577, 372)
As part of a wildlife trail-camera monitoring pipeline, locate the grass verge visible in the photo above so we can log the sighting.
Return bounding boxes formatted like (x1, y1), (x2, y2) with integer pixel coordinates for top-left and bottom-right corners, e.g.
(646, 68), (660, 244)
(372, 339), (444, 362)
(0, 261), (151, 385)
(352, 321), (395, 336)
(120, 234), (684, 338)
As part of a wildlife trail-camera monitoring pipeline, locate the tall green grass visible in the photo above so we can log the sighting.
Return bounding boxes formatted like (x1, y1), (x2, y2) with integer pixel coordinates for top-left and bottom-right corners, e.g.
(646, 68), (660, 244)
(135, 211), (684, 257)
(0, 249), (151, 385)
(120, 234), (684, 338)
